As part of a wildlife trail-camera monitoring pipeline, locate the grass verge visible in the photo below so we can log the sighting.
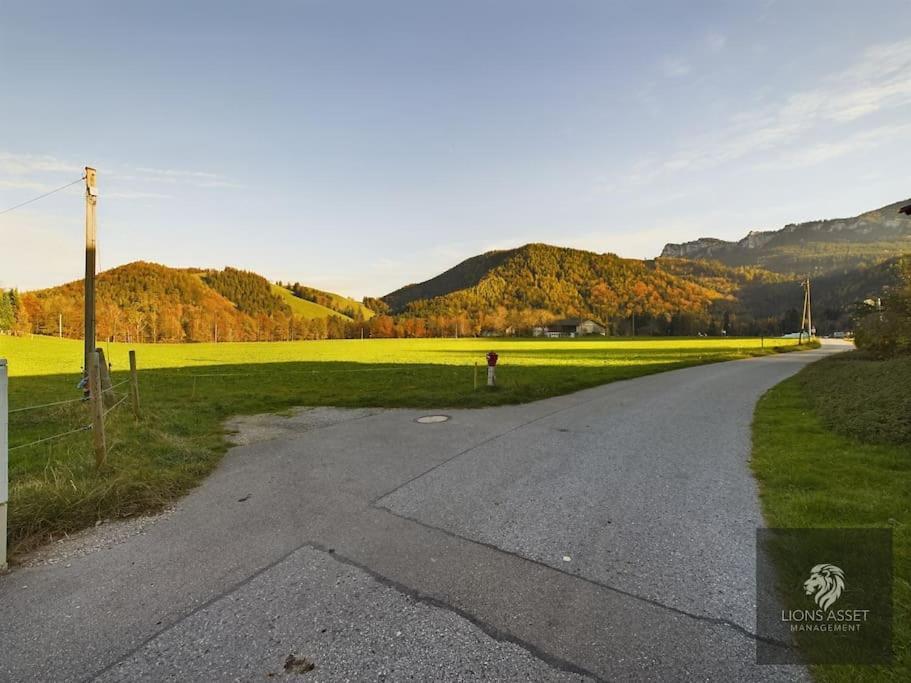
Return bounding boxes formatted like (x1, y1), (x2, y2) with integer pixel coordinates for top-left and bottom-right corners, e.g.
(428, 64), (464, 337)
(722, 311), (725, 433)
(3, 334), (810, 558)
(751, 352), (910, 682)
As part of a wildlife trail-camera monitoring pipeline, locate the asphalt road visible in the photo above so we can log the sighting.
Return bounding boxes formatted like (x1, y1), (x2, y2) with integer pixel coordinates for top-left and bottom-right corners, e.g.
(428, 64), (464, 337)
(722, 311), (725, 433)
(0, 341), (848, 681)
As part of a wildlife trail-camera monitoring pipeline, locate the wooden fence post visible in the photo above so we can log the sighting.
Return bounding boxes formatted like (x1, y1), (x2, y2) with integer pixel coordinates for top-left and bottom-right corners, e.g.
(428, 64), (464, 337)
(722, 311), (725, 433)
(1, 358), (8, 570)
(95, 347), (114, 407)
(88, 351), (107, 467)
(129, 350), (141, 420)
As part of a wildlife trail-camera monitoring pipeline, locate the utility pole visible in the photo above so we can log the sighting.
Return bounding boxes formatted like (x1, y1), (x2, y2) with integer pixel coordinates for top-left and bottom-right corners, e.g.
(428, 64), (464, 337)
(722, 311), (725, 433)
(800, 277), (813, 341)
(806, 278), (812, 338)
(83, 167), (98, 382)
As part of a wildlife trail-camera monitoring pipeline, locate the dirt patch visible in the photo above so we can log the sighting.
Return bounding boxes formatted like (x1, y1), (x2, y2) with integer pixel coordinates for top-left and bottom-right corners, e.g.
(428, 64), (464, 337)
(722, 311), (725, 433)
(225, 406), (381, 446)
(283, 654), (316, 675)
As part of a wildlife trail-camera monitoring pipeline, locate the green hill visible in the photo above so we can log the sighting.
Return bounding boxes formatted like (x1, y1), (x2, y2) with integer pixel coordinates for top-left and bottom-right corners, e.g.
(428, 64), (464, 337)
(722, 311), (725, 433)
(281, 282), (374, 320)
(383, 243), (725, 324)
(271, 285), (351, 321)
(383, 249), (517, 312)
(18, 262), (362, 342)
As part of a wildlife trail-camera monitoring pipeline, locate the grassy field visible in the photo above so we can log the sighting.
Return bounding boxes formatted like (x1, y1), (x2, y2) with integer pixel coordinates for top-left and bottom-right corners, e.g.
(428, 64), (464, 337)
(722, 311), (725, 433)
(2, 333), (804, 557)
(269, 284), (375, 321)
(752, 353), (909, 682)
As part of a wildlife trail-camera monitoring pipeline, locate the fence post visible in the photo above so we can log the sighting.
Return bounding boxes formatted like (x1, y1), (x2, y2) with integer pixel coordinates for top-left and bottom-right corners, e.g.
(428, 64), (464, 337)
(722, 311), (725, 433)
(95, 347), (114, 407)
(1, 358), (8, 570)
(129, 350), (141, 420)
(88, 351), (107, 467)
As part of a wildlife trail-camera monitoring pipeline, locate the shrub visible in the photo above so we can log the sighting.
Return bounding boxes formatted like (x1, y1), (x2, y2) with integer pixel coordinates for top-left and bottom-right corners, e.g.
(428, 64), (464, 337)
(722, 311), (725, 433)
(855, 256), (911, 358)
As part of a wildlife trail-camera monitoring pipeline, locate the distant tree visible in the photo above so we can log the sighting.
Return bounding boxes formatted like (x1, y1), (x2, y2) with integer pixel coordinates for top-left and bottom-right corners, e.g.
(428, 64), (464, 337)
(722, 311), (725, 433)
(0, 290), (13, 332)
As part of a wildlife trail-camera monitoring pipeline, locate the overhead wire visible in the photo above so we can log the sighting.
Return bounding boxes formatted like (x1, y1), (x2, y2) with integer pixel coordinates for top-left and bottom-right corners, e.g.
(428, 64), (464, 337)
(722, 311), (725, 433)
(0, 176), (85, 216)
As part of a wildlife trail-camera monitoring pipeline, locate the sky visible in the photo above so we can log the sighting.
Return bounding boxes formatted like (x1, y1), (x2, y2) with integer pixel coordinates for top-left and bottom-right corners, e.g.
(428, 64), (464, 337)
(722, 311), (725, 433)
(2, 0), (911, 298)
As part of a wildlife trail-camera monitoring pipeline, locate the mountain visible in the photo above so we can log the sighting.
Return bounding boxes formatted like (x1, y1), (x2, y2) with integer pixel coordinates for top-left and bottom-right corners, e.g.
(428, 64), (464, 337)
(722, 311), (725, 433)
(654, 255), (903, 331)
(383, 243), (725, 329)
(16, 262), (362, 342)
(660, 199), (911, 276)
(383, 249), (517, 313)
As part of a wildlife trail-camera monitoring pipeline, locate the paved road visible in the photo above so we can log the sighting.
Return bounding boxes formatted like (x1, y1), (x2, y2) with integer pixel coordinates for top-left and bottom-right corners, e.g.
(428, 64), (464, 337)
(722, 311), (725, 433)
(0, 342), (848, 681)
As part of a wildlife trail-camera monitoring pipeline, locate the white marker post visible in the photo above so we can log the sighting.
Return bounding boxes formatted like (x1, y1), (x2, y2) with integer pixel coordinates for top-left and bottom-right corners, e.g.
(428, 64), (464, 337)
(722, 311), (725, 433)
(1, 358), (8, 570)
(486, 351), (498, 387)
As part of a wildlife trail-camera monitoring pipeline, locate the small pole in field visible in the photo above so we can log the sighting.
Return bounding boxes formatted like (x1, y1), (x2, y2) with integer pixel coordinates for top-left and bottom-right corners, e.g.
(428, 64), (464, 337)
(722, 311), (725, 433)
(474, 362), (478, 390)
(129, 350), (141, 420)
(88, 351), (107, 467)
(761, 336), (764, 349)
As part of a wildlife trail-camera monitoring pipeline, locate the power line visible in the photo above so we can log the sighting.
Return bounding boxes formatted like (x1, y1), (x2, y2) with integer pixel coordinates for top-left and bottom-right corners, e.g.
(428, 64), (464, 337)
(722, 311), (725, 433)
(0, 176), (85, 216)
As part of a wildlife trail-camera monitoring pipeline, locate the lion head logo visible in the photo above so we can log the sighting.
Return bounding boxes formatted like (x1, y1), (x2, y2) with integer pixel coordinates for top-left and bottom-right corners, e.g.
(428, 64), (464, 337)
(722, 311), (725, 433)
(803, 564), (845, 610)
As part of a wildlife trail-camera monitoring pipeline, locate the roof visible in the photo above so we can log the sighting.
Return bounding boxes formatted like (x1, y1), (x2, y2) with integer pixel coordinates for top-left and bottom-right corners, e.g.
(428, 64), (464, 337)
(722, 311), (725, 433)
(547, 318), (604, 327)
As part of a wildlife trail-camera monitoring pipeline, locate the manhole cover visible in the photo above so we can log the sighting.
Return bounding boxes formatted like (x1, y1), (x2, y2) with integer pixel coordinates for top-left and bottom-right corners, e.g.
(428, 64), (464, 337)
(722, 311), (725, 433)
(416, 415), (450, 424)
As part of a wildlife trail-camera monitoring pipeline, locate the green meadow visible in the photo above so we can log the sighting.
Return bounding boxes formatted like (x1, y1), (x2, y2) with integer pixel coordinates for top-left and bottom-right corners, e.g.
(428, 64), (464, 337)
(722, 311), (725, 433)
(752, 353), (910, 682)
(2, 334), (803, 556)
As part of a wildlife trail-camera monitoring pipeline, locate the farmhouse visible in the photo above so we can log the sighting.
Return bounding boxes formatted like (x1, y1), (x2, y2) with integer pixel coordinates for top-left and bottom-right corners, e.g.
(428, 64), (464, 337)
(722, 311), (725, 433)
(533, 318), (606, 338)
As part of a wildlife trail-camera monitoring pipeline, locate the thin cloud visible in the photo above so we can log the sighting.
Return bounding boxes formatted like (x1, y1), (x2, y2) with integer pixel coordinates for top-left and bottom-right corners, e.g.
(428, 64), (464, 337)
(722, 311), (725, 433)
(759, 121), (911, 170)
(0, 152), (83, 176)
(127, 165), (242, 189)
(105, 190), (173, 200)
(618, 38), (911, 184)
(0, 179), (55, 191)
(705, 33), (727, 53)
(661, 58), (691, 78)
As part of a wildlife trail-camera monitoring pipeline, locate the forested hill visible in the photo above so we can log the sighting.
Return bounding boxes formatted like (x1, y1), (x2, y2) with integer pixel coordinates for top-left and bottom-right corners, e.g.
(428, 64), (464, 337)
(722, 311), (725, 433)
(660, 198), (911, 275)
(14, 262), (363, 342)
(384, 243), (725, 320)
(383, 248), (518, 312)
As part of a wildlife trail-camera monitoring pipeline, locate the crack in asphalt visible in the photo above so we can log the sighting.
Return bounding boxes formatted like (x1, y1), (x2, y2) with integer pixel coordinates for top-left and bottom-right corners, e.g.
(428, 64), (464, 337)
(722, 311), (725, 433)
(372, 503), (795, 652)
(83, 539), (601, 683)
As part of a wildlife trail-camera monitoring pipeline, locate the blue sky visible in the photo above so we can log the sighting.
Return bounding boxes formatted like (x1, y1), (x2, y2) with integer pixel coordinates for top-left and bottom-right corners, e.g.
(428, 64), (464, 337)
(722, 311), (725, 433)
(2, 1), (911, 297)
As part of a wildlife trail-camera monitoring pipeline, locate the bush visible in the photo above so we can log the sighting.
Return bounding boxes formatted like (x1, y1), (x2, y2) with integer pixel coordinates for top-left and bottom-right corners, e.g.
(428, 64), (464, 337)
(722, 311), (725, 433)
(855, 256), (911, 358)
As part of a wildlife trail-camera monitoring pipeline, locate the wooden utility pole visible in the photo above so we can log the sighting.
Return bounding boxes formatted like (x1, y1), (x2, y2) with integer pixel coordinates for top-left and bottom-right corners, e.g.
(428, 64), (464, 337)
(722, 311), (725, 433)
(806, 278), (813, 338)
(800, 278), (813, 341)
(84, 167), (98, 381)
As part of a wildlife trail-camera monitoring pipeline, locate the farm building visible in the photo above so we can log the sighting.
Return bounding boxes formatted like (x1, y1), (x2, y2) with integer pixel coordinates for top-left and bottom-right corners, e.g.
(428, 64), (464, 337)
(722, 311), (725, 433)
(533, 318), (606, 338)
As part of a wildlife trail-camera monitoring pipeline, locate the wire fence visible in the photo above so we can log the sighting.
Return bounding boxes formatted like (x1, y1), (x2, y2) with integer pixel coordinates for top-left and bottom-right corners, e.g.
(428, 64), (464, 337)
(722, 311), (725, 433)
(8, 424), (92, 452)
(8, 395), (85, 414)
(180, 364), (442, 378)
(103, 393), (129, 420)
(7, 375), (134, 453)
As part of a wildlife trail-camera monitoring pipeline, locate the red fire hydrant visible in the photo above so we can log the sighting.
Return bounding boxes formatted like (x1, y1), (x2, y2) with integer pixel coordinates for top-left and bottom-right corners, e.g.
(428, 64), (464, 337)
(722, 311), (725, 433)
(486, 351), (499, 386)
